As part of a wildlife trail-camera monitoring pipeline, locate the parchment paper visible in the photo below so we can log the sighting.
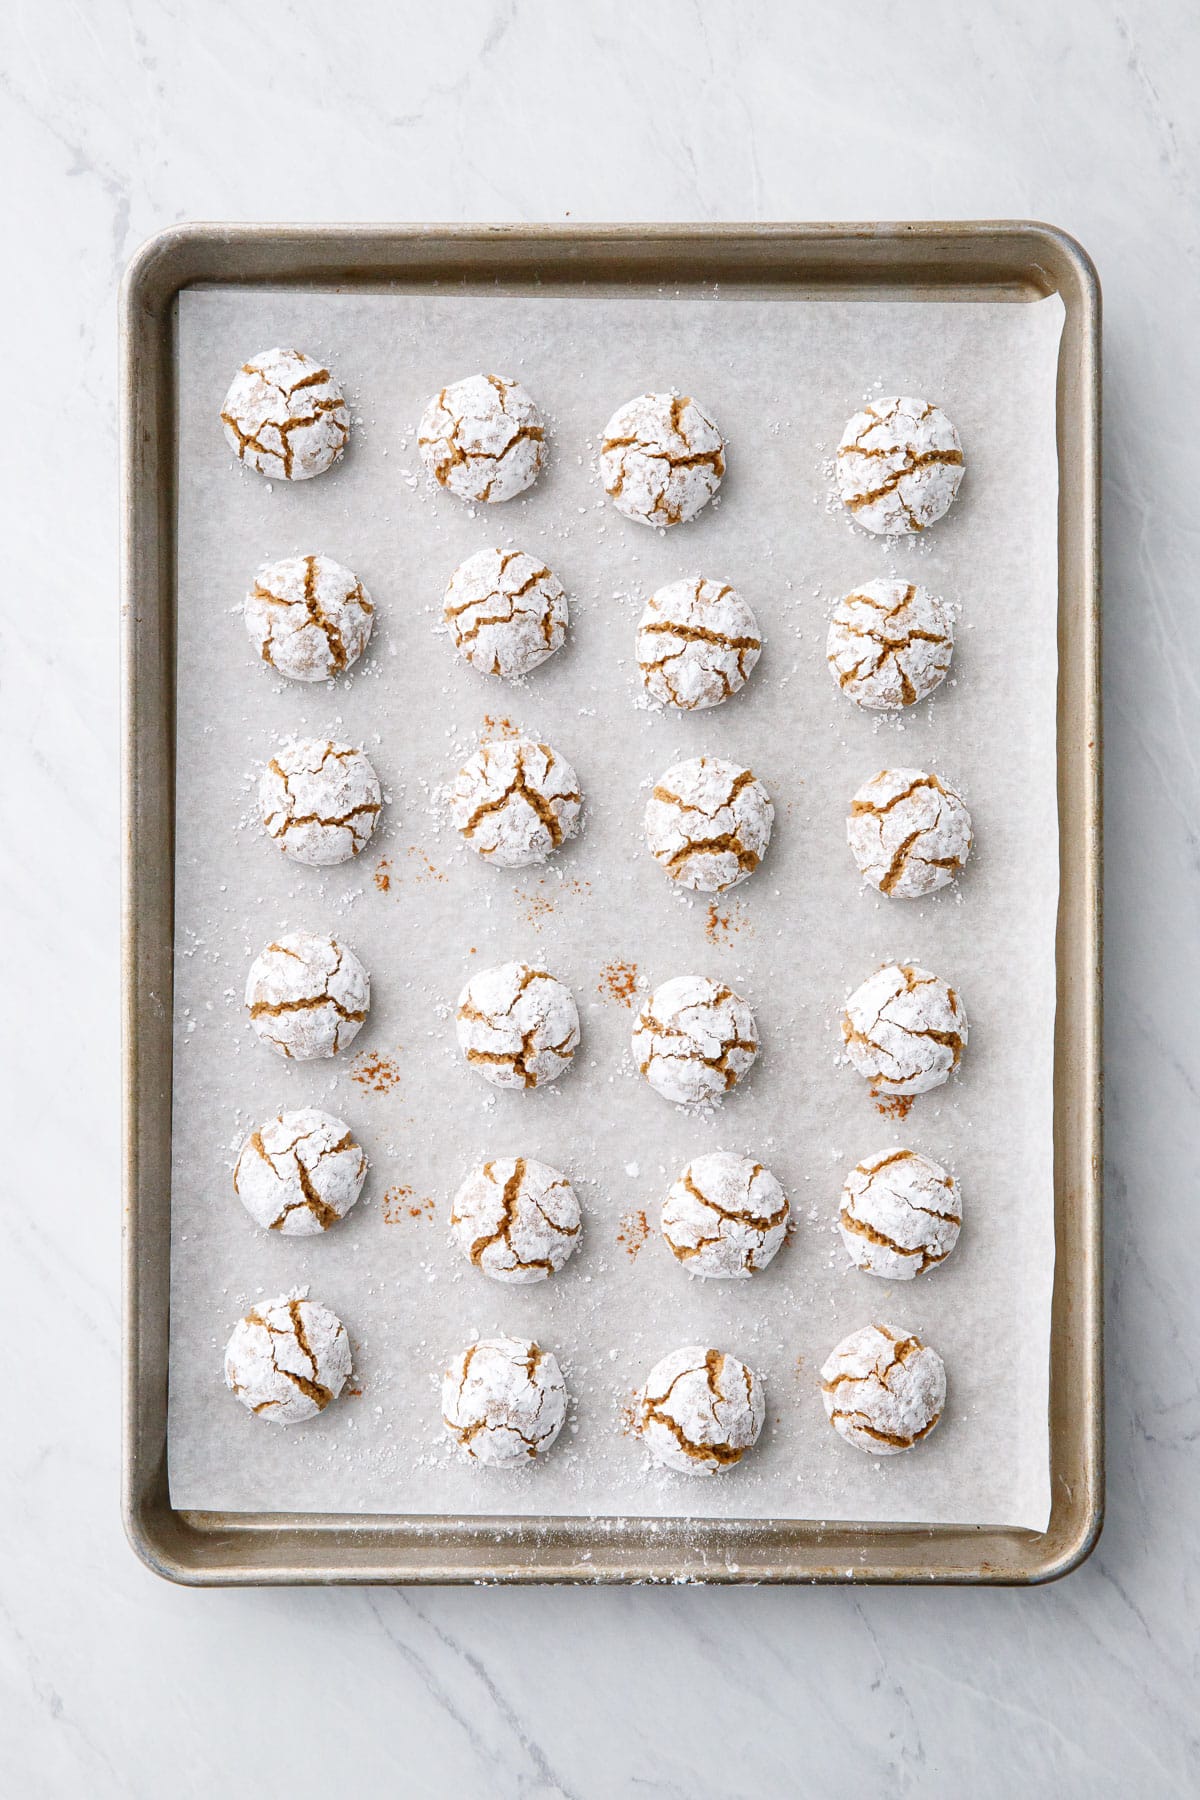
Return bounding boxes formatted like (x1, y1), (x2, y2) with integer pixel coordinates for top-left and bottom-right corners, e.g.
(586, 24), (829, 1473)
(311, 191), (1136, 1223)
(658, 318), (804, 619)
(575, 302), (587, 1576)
(166, 283), (1063, 1530)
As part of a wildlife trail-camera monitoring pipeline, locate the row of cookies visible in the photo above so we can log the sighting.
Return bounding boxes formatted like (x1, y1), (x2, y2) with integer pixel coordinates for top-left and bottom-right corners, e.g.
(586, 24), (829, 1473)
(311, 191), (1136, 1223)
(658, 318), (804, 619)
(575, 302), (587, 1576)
(255, 731), (971, 901)
(242, 943), (967, 1104)
(222, 349), (966, 537)
(225, 1301), (946, 1470)
(237, 1125), (959, 1286)
(240, 545), (957, 720)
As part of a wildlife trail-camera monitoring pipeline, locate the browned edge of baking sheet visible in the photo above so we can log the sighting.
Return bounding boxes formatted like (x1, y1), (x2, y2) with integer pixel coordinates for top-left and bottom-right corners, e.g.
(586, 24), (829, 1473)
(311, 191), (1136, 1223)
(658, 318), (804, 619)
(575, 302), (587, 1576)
(120, 221), (1102, 1586)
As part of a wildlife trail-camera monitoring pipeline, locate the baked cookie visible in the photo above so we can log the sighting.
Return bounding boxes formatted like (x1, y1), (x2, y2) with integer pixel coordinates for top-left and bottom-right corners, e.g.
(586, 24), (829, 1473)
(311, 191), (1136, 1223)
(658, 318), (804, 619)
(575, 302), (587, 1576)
(259, 739), (381, 866)
(820, 1323), (946, 1454)
(221, 348), (349, 481)
(444, 548), (568, 679)
(632, 975), (759, 1106)
(234, 1109), (366, 1235)
(644, 756), (773, 893)
(826, 579), (954, 709)
(636, 577), (761, 710)
(637, 1346), (764, 1473)
(838, 1148), (961, 1280)
(418, 374), (546, 503)
(224, 1292), (352, 1423)
(244, 553), (374, 683)
(450, 737), (582, 868)
(847, 769), (972, 898)
(600, 392), (724, 527)
(442, 1337), (567, 1463)
(661, 1151), (788, 1278)
(455, 961), (579, 1089)
(842, 962), (967, 1097)
(245, 932), (370, 1060)
(835, 396), (964, 534)
(450, 1158), (581, 1283)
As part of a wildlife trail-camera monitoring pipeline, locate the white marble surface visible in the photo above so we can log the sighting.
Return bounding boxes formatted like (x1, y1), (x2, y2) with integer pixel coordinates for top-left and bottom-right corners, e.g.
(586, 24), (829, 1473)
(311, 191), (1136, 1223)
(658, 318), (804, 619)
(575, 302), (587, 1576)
(2, 1), (1197, 1792)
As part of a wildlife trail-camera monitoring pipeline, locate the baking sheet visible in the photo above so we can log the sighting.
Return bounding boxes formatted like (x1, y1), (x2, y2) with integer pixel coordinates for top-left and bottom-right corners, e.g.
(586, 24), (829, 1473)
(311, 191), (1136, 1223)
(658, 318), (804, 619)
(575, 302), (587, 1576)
(166, 285), (1063, 1531)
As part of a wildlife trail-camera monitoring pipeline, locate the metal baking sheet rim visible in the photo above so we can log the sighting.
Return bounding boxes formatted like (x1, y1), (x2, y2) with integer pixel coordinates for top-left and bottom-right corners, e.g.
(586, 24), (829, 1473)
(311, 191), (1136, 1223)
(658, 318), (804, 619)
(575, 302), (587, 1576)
(120, 221), (1102, 1587)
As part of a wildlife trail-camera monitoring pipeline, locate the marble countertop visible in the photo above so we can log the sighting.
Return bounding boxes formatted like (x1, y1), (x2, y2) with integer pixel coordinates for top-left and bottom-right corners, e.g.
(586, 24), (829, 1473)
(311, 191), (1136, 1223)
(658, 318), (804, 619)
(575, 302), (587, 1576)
(5, 1), (1197, 1792)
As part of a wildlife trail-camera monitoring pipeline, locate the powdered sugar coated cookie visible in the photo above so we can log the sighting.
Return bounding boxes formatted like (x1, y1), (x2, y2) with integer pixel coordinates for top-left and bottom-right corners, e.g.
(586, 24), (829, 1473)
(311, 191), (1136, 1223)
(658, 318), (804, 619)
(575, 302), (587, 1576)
(442, 1337), (566, 1463)
(838, 1148), (961, 1280)
(419, 374), (546, 503)
(450, 1158), (581, 1283)
(224, 1292), (352, 1423)
(842, 962), (967, 1097)
(636, 577), (761, 710)
(600, 392), (725, 527)
(220, 348), (348, 481)
(259, 739), (381, 866)
(244, 553), (374, 683)
(234, 1109), (366, 1235)
(450, 737), (582, 868)
(661, 1151), (788, 1278)
(846, 768), (972, 898)
(245, 932), (370, 1060)
(827, 579), (954, 709)
(455, 961), (579, 1089)
(644, 756), (773, 893)
(836, 395), (964, 534)
(632, 975), (759, 1107)
(444, 548), (567, 679)
(820, 1323), (946, 1454)
(637, 1346), (764, 1473)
